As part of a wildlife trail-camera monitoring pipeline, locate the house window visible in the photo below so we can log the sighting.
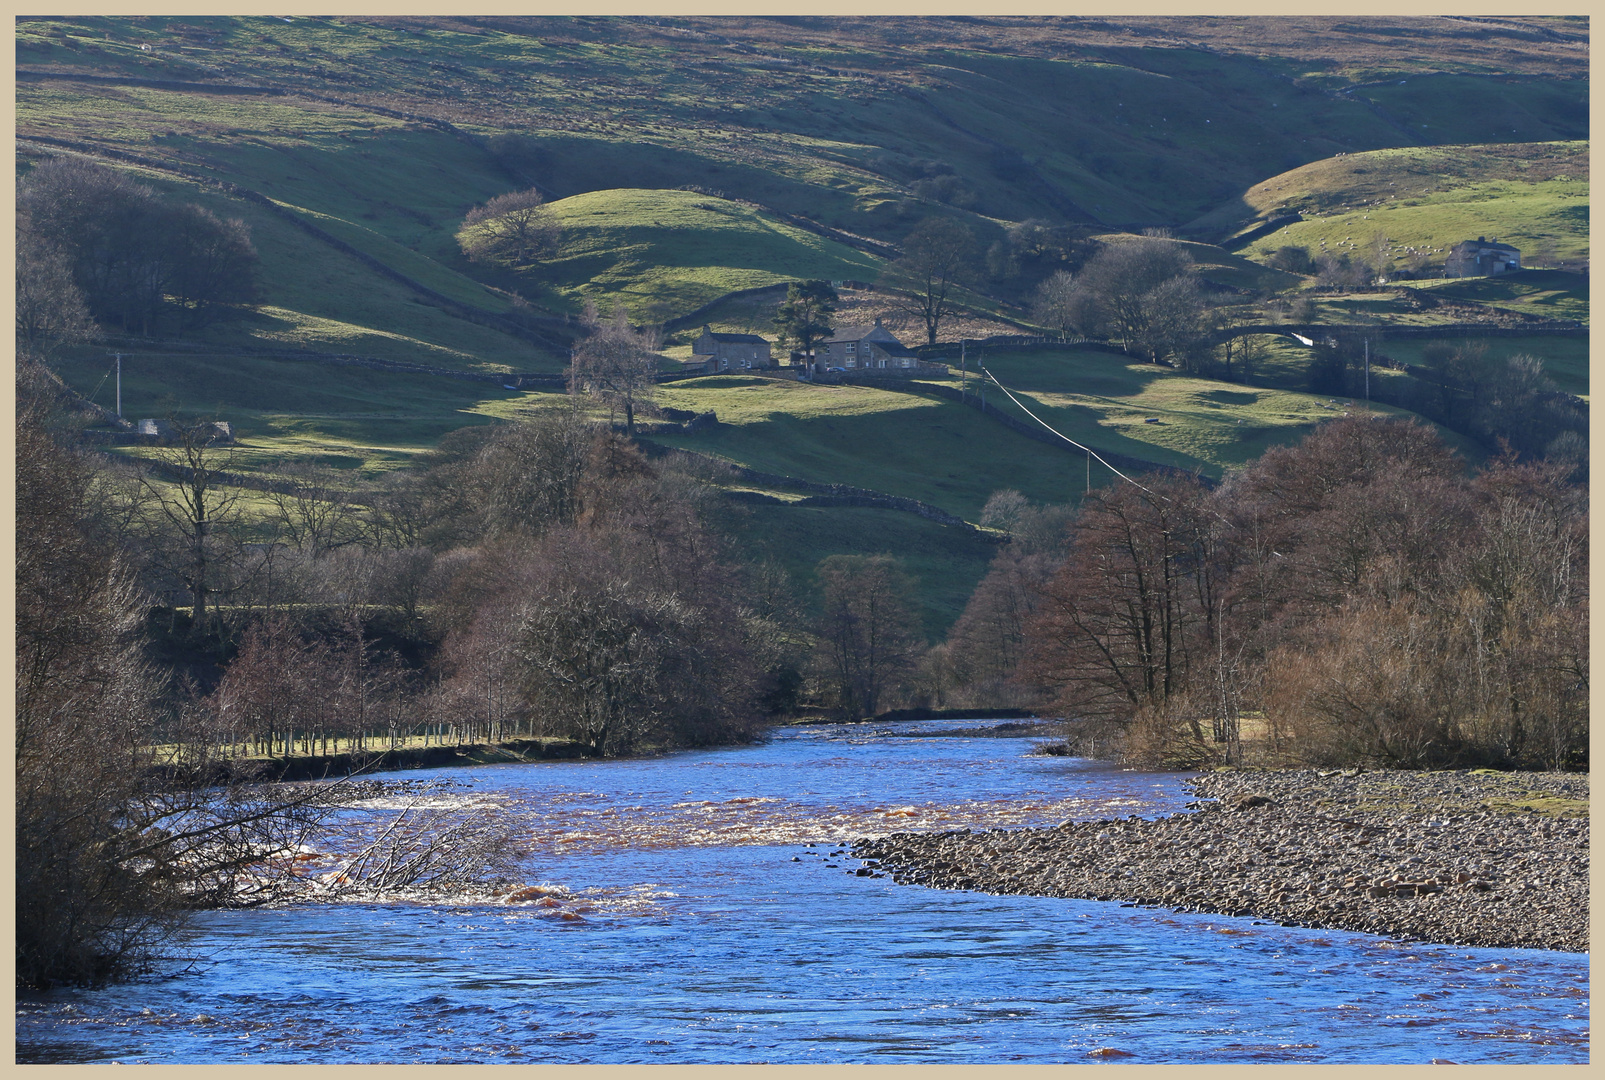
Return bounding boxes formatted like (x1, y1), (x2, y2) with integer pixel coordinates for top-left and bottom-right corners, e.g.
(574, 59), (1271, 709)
(846, 342), (856, 353)
(878, 358), (887, 368)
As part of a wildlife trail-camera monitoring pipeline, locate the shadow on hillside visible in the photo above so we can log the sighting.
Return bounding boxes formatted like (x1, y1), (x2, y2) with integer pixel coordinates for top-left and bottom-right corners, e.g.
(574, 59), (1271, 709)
(980, 348), (1173, 398)
(663, 377), (1199, 503)
(527, 135), (856, 223)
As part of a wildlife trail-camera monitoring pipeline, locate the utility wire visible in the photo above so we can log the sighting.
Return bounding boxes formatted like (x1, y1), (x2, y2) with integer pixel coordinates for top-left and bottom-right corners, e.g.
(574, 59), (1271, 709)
(978, 365), (1272, 544)
(85, 359), (117, 407)
(977, 365), (1158, 497)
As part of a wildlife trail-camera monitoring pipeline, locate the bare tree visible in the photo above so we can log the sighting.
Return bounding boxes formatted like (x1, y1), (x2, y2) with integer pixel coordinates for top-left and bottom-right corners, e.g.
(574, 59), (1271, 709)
(569, 303), (660, 436)
(1133, 274), (1206, 366)
(163, 204), (261, 327)
(436, 595), (527, 745)
(1266, 245), (1316, 275)
(458, 188), (561, 272)
(880, 217), (980, 346)
(1022, 475), (1220, 730)
(15, 214), (94, 358)
(470, 408), (592, 537)
(518, 574), (688, 755)
(814, 555), (924, 718)
(1030, 269), (1082, 341)
(315, 803), (522, 897)
(20, 157), (258, 335)
(1072, 236), (1195, 356)
(15, 388), (353, 988)
(1216, 332), (1268, 383)
(266, 460), (363, 556)
(136, 420), (252, 627)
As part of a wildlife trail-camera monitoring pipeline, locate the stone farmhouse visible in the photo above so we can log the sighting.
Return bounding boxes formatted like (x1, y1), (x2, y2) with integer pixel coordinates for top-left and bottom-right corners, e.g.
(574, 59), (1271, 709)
(1446, 238), (1521, 278)
(809, 318), (924, 374)
(693, 325), (773, 373)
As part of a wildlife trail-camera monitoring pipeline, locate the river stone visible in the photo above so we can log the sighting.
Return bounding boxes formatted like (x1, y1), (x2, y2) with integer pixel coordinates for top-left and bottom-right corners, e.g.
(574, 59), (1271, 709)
(849, 768), (1587, 953)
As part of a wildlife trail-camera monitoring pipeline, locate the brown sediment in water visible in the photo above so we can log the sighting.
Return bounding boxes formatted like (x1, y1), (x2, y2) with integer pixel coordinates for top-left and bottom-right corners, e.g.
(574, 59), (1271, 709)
(852, 769), (1589, 953)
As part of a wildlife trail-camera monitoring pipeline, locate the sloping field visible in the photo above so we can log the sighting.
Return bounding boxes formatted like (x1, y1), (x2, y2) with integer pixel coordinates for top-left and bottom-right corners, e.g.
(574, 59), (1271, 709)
(49, 348), (520, 477)
(973, 347), (1486, 474)
(647, 376), (1090, 519)
(18, 16), (1588, 240)
(15, 140), (560, 372)
(1243, 179), (1588, 277)
(1194, 141), (1585, 232)
(1092, 232), (1303, 293)
(731, 502), (1003, 639)
(1409, 270), (1589, 326)
(1194, 142), (1589, 276)
(537, 189), (887, 317)
(1376, 333), (1590, 401)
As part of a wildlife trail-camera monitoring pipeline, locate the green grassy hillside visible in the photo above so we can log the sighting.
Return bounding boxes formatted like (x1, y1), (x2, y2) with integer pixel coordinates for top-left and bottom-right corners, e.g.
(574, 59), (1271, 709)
(49, 347), (521, 477)
(1193, 142), (1588, 274)
(18, 17), (1588, 359)
(1246, 179), (1587, 279)
(1374, 333), (1590, 401)
(16, 138), (560, 372)
(1408, 270), (1589, 326)
(970, 347), (1488, 474)
(536, 189), (885, 317)
(650, 376), (1089, 517)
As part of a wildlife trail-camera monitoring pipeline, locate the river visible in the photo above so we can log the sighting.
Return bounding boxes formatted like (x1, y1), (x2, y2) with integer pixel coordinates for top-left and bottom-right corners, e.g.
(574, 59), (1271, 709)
(15, 719), (1589, 1064)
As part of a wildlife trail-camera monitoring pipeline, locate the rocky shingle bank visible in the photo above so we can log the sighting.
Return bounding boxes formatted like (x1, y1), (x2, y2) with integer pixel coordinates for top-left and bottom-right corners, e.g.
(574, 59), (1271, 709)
(851, 769), (1588, 953)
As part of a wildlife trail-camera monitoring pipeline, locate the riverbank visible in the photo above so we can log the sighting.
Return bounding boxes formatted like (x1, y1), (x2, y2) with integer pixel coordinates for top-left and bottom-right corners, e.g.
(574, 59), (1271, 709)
(852, 768), (1588, 953)
(153, 737), (601, 786)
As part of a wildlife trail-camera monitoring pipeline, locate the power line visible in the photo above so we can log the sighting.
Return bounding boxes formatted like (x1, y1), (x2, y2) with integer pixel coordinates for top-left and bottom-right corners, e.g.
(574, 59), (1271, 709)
(979, 366), (1285, 549)
(977, 365), (1160, 497)
(85, 357), (118, 408)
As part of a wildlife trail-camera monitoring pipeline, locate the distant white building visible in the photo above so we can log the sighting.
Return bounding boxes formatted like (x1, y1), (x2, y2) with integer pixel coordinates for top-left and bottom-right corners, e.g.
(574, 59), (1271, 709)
(135, 419), (233, 444)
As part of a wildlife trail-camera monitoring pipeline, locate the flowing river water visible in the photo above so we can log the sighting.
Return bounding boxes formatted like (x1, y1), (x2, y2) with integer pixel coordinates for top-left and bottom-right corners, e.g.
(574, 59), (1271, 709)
(16, 720), (1589, 1064)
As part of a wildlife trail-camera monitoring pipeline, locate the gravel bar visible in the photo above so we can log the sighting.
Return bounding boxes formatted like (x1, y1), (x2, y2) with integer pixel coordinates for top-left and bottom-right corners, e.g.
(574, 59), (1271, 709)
(851, 769), (1588, 953)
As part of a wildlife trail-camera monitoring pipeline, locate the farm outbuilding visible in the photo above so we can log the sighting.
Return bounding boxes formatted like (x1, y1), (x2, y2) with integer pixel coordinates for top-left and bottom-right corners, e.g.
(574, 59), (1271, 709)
(693, 325), (773, 373)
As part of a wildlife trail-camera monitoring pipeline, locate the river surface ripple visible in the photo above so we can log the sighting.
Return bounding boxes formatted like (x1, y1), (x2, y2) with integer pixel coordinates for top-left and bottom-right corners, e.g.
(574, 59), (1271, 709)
(15, 720), (1589, 1064)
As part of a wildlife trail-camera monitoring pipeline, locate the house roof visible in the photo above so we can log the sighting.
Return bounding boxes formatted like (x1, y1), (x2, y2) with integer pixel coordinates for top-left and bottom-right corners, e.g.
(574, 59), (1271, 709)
(698, 324), (768, 344)
(1453, 238), (1520, 254)
(823, 318), (902, 345)
(870, 339), (920, 358)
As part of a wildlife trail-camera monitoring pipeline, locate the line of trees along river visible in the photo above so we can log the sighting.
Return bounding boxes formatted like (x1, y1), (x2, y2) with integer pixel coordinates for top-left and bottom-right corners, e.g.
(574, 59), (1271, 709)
(941, 416), (1588, 771)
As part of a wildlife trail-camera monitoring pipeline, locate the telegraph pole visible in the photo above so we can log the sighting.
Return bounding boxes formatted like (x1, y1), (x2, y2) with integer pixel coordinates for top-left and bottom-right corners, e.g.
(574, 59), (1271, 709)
(960, 338), (967, 401)
(115, 352), (122, 417)
(1363, 338), (1370, 401)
